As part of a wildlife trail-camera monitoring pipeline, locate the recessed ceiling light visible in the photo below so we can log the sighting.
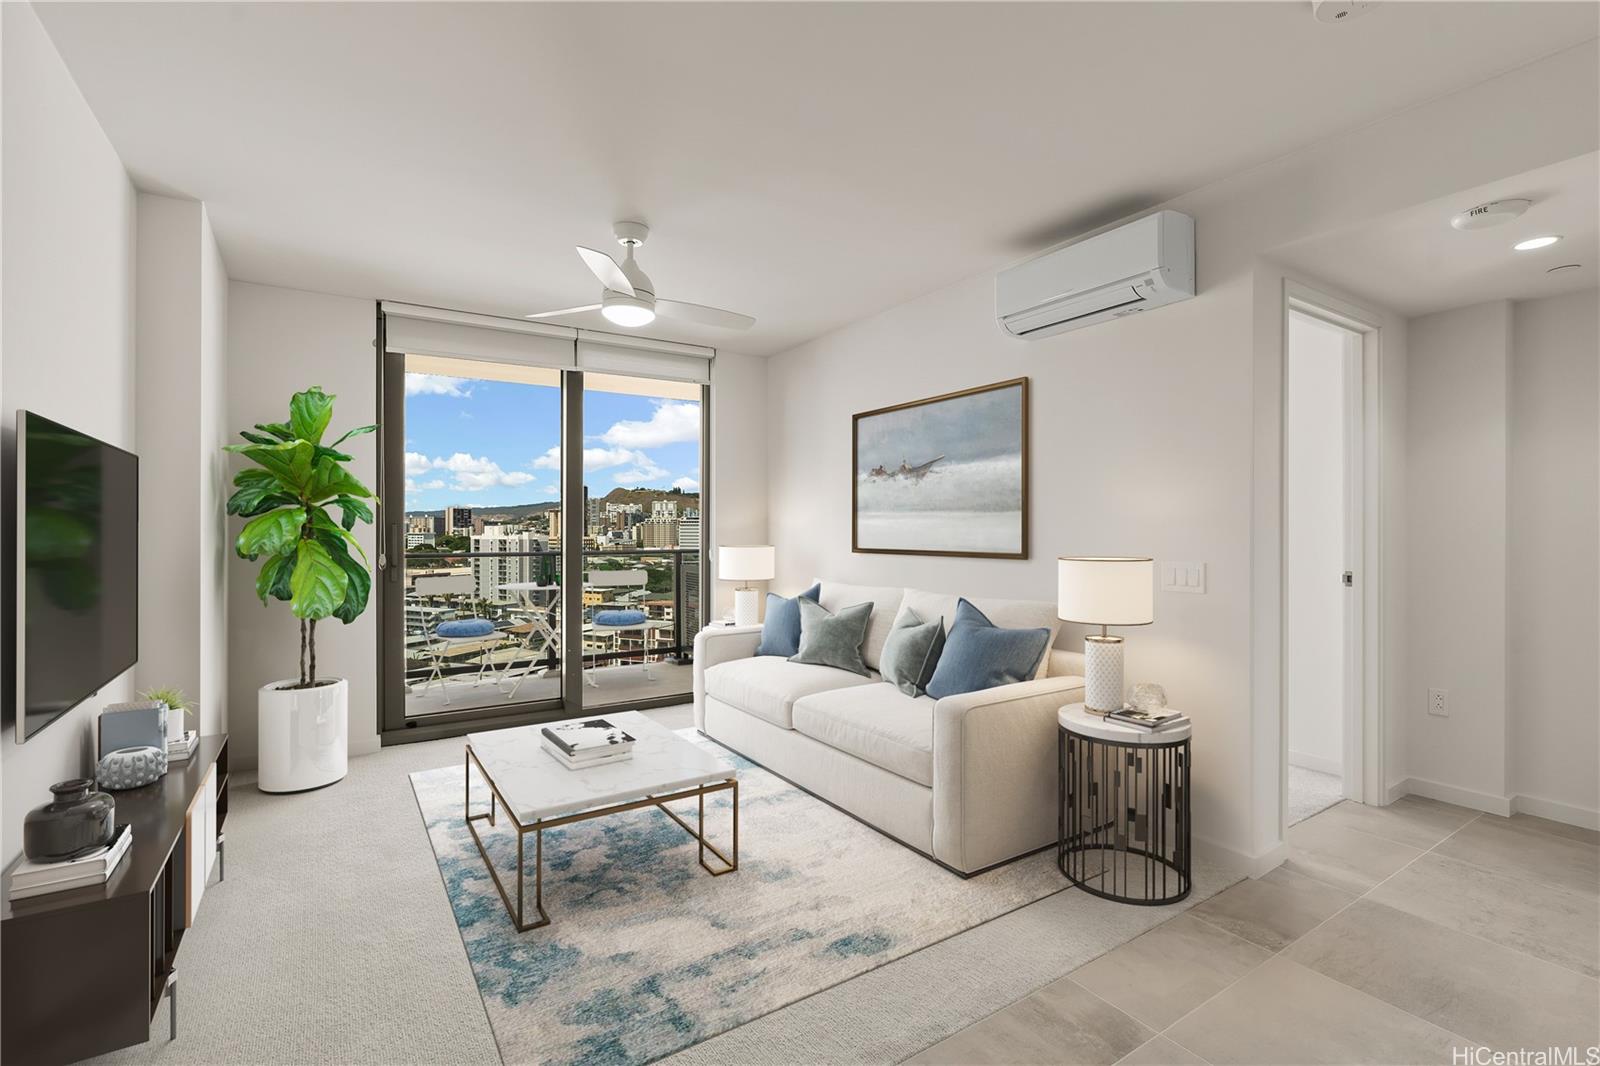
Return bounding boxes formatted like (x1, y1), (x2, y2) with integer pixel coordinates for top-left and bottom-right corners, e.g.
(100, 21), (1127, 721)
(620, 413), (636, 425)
(1450, 198), (1531, 231)
(1546, 264), (1583, 274)
(1513, 235), (1562, 251)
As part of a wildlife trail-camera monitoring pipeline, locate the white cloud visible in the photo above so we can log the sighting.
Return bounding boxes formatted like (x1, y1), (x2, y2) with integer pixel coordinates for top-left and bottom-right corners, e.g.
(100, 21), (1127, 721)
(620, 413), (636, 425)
(407, 452), (534, 492)
(670, 476), (700, 492)
(405, 373), (473, 398)
(434, 452), (535, 491)
(613, 458), (669, 484)
(532, 445), (665, 474)
(598, 401), (700, 449)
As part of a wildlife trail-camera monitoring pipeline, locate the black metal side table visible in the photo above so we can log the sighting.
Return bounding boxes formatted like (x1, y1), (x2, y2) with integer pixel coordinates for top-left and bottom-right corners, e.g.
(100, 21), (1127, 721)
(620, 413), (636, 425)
(1058, 703), (1191, 905)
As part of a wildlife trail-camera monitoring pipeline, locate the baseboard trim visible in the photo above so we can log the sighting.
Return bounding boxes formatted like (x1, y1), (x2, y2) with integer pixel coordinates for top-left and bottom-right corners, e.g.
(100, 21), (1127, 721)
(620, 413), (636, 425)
(1392, 776), (1512, 817)
(1192, 835), (1284, 879)
(1510, 792), (1600, 831)
(1288, 750), (1342, 776)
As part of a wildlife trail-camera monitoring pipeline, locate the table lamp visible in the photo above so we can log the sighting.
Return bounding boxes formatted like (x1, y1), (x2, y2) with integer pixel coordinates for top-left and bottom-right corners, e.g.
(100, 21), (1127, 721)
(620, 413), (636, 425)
(718, 545), (775, 627)
(1058, 556), (1155, 715)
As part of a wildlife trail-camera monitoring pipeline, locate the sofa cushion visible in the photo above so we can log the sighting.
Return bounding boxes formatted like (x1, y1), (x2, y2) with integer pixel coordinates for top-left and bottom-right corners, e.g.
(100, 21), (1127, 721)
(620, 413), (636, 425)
(895, 588), (1061, 680)
(880, 608), (946, 697)
(756, 582), (821, 657)
(817, 581), (905, 671)
(792, 683), (935, 786)
(925, 599), (1052, 700)
(703, 655), (874, 730)
(791, 598), (873, 676)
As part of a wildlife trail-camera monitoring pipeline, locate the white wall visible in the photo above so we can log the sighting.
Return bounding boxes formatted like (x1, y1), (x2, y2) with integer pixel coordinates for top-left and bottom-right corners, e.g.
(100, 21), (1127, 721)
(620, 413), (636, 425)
(1, 1), (137, 866)
(1405, 301), (1513, 806)
(1508, 289), (1599, 824)
(135, 194), (229, 736)
(766, 44), (1596, 867)
(709, 350), (769, 618)
(225, 282), (379, 769)
(1284, 313), (1347, 776)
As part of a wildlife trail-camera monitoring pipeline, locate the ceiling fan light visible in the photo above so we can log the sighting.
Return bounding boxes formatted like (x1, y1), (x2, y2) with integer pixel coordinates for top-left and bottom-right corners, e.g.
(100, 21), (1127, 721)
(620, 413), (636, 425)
(600, 292), (656, 327)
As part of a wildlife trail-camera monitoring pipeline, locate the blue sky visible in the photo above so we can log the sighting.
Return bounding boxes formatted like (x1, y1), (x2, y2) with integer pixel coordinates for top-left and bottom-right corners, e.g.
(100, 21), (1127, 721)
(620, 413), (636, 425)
(403, 372), (701, 511)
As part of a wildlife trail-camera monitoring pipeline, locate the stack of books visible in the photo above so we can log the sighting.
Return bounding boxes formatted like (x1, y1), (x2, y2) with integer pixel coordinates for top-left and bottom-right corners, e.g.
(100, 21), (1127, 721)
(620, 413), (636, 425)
(1106, 706), (1190, 732)
(541, 718), (636, 770)
(168, 729), (199, 762)
(8, 824), (133, 901)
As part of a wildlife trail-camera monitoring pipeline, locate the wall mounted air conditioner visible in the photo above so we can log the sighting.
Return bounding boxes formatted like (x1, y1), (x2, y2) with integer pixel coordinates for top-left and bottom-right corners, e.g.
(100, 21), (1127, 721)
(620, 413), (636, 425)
(996, 210), (1195, 339)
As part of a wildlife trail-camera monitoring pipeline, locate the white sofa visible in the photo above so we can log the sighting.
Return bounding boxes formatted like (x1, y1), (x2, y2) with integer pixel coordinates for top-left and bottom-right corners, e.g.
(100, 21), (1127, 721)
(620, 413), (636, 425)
(693, 580), (1085, 875)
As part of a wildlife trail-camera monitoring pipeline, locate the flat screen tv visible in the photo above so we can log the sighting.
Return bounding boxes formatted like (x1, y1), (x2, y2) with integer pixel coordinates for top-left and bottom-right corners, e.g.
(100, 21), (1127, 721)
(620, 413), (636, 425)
(16, 411), (138, 741)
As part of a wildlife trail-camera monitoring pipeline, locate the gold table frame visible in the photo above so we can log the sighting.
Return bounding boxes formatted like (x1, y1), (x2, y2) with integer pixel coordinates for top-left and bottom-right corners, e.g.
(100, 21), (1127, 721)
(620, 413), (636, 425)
(464, 744), (739, 932)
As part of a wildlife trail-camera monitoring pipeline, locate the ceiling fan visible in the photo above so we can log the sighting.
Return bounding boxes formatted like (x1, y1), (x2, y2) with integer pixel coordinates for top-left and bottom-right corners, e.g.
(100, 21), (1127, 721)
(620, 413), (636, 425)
(526, 221), (756, 331)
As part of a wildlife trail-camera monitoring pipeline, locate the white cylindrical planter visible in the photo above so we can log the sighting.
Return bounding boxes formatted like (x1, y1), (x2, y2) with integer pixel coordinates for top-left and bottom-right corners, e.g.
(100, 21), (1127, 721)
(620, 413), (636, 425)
(258, 677), (348, 793)
(733, 588), (762, 627)
(1083, 636), (1125, 714)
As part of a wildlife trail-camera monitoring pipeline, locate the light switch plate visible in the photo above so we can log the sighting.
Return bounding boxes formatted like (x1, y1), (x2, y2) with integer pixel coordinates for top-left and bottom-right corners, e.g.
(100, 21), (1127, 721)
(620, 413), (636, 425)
(1161, 561), (1206, 594)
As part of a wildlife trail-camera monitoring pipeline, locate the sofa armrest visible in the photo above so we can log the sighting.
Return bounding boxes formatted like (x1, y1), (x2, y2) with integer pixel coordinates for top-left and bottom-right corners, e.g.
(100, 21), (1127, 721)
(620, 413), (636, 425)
(931, 675), (1086, 872)
(693, 625), (763, 730)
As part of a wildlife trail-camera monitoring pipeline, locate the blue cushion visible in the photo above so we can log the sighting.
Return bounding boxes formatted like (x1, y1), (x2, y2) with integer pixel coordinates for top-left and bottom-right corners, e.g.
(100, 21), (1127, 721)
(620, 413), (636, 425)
(924, 599), (1051, 699)
(756, 583), (822, 657)
(595, 609), (647, 626)
(437, 619), (495, 638)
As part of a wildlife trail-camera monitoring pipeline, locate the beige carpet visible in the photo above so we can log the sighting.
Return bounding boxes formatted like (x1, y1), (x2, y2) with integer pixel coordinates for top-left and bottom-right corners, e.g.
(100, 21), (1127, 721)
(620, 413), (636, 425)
(86, 704), (1236, 1065)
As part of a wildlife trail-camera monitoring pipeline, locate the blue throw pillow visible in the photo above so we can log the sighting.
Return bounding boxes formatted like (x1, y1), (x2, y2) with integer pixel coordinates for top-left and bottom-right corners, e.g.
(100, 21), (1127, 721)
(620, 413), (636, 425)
(437, 619), (496, 638)
(924, 599), (1051, 699)
(755, 583), (822, 657)
(595, 609), (647, 626)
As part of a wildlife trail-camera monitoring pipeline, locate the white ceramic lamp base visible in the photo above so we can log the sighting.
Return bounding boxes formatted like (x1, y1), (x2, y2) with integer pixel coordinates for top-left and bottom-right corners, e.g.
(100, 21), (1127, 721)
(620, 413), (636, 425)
(733, 588), (761, 627)
(1083, 636), (1125, 714)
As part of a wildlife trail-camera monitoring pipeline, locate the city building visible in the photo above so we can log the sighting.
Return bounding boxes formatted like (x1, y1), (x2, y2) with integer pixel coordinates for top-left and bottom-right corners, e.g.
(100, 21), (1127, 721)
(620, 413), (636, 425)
(443, 505), (473, 533)
(470, 525), (549, 603)
(651, 499), (679, 520)
(637, 516), (678, 549)
(677, 513), (700, 551)
(406, 513), (439, 535)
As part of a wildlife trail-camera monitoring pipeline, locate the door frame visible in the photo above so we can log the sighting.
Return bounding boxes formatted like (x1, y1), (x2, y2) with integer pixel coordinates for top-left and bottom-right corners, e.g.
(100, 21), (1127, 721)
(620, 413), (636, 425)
(1281, 280), (1385, 825)
(374, 313), (711, 745)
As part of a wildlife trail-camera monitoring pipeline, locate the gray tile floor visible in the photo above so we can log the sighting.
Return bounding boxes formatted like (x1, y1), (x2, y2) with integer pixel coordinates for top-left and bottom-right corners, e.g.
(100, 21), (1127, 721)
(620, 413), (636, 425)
(910, 796), (1600, 1065)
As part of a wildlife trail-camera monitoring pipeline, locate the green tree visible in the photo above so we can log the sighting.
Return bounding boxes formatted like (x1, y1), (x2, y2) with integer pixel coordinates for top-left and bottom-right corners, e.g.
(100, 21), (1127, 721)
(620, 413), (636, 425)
(225, 387), (377, 688)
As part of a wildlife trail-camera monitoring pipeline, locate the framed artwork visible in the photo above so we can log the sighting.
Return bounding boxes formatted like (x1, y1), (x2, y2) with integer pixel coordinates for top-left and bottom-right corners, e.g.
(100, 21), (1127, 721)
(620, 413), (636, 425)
(852, 377), (1029, 559)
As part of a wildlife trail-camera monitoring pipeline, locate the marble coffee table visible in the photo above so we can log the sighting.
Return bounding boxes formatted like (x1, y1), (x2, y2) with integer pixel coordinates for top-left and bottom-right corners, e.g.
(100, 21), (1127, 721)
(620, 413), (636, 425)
(464, 711), (738, 931)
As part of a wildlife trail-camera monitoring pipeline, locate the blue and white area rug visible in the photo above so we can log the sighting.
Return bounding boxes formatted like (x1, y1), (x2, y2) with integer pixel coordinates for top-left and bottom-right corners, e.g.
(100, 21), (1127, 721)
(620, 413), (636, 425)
(412, 734), (1124, 1065)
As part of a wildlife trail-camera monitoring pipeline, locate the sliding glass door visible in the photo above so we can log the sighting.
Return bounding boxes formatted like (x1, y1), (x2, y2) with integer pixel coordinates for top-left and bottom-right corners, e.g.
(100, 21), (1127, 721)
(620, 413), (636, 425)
(378, 332), (707, 742)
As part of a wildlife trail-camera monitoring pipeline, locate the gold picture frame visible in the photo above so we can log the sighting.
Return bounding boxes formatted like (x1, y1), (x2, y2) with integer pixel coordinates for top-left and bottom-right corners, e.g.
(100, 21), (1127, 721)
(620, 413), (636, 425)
(852, 377), (1029, 559)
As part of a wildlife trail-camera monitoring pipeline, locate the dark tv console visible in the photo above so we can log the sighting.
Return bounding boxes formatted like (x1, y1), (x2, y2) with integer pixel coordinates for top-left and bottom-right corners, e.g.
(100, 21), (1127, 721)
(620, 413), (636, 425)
(2, 734), (228, 1066)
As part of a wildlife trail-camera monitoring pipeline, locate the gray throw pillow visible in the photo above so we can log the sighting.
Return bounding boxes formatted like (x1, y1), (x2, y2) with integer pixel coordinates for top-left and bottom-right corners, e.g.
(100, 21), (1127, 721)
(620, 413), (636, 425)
(880, 609), (945, 697)
(789, 598), (873, 676)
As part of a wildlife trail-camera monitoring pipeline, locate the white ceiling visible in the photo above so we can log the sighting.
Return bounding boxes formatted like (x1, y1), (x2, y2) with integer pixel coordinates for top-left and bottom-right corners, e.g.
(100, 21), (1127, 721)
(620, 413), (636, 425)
(35, 2), (1600, 355)
(1276, 152), (1599, 316)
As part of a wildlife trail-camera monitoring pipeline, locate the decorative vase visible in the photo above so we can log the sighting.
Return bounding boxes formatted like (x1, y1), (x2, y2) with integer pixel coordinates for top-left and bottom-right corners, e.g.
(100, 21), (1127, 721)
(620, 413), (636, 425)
(23, 779), (116, 862)
(166, 705), (187, 744)
(258, 676), (348, 793)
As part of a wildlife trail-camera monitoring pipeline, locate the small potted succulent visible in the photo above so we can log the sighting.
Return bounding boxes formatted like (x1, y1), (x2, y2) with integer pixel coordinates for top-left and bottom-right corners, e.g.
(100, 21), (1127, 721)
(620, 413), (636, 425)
(139, 686), (194, 745)
(225, 387), (376, 792)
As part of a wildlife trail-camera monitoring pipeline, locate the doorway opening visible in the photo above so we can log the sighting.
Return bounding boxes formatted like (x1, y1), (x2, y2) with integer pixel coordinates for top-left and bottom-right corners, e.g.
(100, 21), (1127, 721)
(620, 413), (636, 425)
(1284, 305), (1365, 825)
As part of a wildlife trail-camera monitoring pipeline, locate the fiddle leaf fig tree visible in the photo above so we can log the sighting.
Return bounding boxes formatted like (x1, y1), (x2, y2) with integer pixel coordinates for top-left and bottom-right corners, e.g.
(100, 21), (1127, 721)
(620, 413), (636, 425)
(225, 387), (378, 688)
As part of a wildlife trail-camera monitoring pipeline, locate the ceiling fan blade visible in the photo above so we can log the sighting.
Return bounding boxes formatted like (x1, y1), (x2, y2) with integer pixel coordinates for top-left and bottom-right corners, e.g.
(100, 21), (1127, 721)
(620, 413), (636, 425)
(524, 304), (601, 319)
(655, 298), (756, 331)
(576, 246), (634, 296)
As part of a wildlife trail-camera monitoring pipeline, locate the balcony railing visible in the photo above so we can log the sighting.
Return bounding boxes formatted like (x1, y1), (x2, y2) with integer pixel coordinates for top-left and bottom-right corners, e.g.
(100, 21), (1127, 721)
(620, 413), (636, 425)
(401, 548), (702, 693)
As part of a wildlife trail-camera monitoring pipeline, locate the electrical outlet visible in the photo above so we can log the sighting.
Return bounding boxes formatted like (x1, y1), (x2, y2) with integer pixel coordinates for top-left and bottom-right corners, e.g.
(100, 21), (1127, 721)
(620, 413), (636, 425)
(1428, 688), (1449, 717)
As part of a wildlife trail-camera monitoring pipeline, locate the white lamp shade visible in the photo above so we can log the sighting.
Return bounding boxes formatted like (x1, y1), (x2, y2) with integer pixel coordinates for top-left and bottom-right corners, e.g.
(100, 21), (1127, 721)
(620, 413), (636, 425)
(1058, 557), (1154, 626)
(718, 544), (775, 583)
